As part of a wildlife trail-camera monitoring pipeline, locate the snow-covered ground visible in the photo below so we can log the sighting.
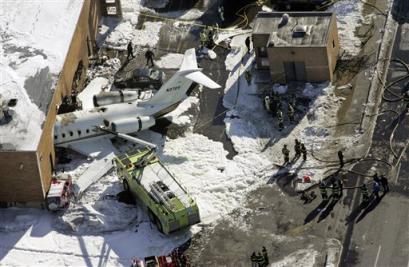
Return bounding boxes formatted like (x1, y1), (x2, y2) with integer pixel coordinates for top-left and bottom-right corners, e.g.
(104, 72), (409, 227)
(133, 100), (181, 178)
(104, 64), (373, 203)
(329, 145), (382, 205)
(0, 0), (84, 150)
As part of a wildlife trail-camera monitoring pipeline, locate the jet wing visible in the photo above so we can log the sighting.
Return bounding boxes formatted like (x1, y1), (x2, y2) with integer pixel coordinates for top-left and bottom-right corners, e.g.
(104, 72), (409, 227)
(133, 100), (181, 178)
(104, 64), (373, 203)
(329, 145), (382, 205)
(184, 71), (221, 89)
(66, 138), (117, 198)
(77, 77), (109, 110)
(66, 138), (116, 159)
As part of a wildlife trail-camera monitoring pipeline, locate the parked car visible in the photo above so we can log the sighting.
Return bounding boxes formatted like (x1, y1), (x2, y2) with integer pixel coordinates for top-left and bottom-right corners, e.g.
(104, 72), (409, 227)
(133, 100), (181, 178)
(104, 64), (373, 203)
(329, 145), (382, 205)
(114, 68), (165, 89)
(273, 0), (329, 10)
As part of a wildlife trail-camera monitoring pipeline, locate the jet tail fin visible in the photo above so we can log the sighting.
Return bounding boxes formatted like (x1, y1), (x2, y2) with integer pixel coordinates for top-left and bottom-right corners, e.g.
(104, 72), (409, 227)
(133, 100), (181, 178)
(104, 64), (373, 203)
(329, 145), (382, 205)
(184, 71), (220, 89)
(143, 48), (221, 106)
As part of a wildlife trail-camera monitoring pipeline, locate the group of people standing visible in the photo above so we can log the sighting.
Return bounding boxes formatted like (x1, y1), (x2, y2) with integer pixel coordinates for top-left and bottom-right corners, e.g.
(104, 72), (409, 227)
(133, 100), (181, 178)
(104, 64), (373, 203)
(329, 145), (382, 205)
(250, 247), (269, 267)
(281, 139), (307, 165)
(264, 92), (296, 131)
(127, 41), (155, 67)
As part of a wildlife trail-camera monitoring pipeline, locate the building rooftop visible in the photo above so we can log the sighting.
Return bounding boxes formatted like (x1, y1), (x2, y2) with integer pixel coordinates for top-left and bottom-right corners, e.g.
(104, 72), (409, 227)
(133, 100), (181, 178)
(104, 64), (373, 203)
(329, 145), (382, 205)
(0, 0), (84, 151)
(253, 12), (334, 47)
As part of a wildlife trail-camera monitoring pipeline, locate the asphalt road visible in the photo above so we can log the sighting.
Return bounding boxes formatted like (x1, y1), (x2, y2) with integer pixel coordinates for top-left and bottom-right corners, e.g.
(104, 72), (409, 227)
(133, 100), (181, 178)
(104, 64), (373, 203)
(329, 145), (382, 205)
(340, 5), (409, 265)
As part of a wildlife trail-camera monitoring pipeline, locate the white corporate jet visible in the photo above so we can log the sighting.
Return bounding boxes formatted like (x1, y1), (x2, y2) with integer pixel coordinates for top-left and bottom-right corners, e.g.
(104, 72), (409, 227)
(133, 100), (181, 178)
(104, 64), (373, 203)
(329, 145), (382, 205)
(53, 48), (220, 195)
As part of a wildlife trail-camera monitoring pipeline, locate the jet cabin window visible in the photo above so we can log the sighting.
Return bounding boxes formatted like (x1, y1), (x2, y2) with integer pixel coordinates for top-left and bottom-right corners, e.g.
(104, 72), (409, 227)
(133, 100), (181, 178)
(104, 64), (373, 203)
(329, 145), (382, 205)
(86, 129), (90, 134)
(78, 130), (81, 136)
(69, 131), (73, 137)
(62, 133), (66, 138)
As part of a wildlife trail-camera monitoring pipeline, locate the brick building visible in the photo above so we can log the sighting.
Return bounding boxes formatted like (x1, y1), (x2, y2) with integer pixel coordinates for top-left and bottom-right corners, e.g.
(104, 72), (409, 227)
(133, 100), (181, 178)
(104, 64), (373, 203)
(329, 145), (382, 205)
(0, 0), (122, 207)
(252, 12), (340, 83)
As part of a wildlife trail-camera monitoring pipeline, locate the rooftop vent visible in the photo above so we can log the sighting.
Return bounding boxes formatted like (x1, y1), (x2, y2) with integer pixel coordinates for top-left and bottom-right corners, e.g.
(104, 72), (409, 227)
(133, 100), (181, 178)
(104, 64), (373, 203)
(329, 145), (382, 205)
(293, 25), (308, 38)
(278, 13), (289, 28)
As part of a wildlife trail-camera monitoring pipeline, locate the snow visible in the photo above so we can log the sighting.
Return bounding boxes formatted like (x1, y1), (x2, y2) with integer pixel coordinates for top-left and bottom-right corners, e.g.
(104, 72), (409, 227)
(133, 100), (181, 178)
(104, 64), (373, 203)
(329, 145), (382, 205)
(0, 0), (84, 150)
(330, 0), (363, 57)
(155, 53), (184, 69)
(164, 96), (200, 127)
(270, 248), (318, 267)
(103, 0), (163, 50)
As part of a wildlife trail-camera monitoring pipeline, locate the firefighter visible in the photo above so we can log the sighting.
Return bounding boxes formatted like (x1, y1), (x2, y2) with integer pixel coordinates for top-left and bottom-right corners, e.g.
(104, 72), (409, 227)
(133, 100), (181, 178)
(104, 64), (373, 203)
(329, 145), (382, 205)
(245, 70), (252, 86)
(319, 180), (328, 201)
(338, 150), (344, 168)
(262, 246), (269, 265)
(245, 36), (251, 53)
(277, 108), (284, 131)
(127, 41), (135, 60)
(145, 49), (155, 67)
(373, 181), (381, 199)
(200, 30), (208, 48)
(300, 143), (307, 161)
(250, 252), (258, 267)
(288, 103), (295, 123)
(360, 183), (370, 202)
(264, 95), (271, 112)
(218, 5), (225, 22)
(373, 172), (380, 183)
(332, 180), (340, 200)
(282, 144), (290, 164)
(255, 252), (265, 267)
(207, 26), (215, 48)
(271, 91), (280, 116)
(380, 174), (389, 193)
(294, 139), (301, 160)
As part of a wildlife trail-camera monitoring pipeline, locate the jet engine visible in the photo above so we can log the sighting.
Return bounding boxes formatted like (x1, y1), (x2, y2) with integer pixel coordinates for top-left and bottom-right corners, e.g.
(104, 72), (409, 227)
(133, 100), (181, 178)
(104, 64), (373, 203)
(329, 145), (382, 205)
(110, 116), (155, 133)
(93, 91), (140, 107)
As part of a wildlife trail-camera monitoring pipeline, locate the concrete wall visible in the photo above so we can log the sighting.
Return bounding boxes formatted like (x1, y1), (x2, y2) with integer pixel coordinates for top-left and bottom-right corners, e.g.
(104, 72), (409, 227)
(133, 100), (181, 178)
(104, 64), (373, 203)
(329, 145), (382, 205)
(0, 0), (101, 205)
(267, 46), (330, 83)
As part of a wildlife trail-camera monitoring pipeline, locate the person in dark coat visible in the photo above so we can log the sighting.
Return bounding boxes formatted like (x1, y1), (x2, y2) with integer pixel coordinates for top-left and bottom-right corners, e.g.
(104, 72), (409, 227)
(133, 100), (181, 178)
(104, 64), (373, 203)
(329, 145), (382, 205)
(262, 246), (269, 265)
(245, 36), (251, 53)
(145, 49), (155, 67)
(127, 41), (135, 60)
(380, 174), (389, 193)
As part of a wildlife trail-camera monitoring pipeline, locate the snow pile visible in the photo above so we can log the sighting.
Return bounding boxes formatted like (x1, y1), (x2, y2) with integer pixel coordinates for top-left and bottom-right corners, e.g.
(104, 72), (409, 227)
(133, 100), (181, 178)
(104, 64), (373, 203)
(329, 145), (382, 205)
(87, 58), (121, 84)
(103, 0), (163, 49)
(164, 96), (200, 127)
(54, 172), (138, 234)
(330, 0), (363, 57)
(271, 249), (318, 267)
(161, 133), (272, 223)
(160, 8), (204, 20)
(155, 53), (184, 69)
(0, 0), (84, 150)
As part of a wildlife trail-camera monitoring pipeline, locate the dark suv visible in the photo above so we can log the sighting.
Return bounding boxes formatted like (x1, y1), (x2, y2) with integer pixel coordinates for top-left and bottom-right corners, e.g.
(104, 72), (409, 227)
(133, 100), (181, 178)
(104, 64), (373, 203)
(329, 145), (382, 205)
(114, 68), (166, 89)
(274, 0), (329, 10)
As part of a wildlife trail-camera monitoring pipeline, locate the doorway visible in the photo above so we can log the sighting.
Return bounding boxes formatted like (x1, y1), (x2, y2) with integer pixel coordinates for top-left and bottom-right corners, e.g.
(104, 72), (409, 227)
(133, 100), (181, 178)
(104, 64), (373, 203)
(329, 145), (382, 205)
(283, 61), (306, 82)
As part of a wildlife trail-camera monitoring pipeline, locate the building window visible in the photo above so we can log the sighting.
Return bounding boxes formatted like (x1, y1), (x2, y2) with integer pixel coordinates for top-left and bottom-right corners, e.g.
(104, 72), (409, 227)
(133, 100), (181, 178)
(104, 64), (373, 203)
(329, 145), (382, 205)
(107, 7), (117, 15)
(333, 40), (336, 48)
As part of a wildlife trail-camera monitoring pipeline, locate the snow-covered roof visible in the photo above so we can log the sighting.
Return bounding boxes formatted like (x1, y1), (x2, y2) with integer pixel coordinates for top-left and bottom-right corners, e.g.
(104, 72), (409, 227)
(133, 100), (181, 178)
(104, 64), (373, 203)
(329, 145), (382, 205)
(0, 0), (84, 151)
(253, 12), (333, 47)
